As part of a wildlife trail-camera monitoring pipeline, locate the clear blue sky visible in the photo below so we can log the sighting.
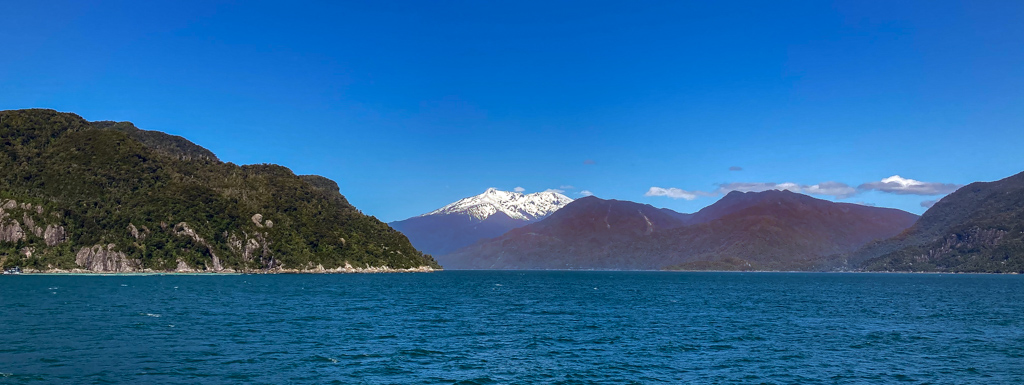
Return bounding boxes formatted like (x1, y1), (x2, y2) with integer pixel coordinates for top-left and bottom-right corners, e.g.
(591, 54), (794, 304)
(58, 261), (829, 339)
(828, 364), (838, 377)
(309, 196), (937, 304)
(3, 1), (1022, 221)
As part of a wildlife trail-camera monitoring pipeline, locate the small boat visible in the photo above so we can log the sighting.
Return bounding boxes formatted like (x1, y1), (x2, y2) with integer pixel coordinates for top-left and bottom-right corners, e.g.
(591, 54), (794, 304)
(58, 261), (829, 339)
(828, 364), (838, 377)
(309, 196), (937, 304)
(3, 266), (22, 275)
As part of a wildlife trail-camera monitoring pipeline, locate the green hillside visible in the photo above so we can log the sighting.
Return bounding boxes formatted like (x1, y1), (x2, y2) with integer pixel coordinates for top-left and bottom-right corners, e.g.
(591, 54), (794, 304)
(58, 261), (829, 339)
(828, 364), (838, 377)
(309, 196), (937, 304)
(0, 109), (439, 272)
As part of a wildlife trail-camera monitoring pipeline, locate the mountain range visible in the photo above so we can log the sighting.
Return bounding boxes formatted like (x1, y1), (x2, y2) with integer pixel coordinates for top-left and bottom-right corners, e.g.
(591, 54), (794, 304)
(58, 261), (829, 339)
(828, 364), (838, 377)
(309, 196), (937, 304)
(5, 109), (1022, 274)
(443, 190), (920, 271)
(389, 188), (572, 258)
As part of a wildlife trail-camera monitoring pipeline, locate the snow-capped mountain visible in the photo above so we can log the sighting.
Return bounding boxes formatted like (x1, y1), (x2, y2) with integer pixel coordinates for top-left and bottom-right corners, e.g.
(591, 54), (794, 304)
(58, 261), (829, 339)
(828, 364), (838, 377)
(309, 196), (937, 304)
(389, 188), (573, 258)
(425, 188), (573, 221)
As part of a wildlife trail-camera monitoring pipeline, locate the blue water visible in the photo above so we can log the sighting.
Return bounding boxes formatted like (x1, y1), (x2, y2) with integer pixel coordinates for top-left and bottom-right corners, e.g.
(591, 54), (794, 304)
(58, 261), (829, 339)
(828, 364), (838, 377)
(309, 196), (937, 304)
(1, 272), (1022, 384)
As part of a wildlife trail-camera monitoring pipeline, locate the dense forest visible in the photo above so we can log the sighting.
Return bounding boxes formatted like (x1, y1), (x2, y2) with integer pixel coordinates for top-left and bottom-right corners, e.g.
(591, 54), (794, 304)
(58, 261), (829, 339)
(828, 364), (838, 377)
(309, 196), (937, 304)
(0, 109), (439, 272)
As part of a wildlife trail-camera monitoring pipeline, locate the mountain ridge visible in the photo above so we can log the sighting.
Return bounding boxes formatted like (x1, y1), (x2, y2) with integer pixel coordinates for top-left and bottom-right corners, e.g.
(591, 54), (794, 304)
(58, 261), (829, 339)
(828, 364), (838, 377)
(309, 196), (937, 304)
(444, 190), (918, 270)
(425, 188), (573, 221)
(389, 188), (573, 258)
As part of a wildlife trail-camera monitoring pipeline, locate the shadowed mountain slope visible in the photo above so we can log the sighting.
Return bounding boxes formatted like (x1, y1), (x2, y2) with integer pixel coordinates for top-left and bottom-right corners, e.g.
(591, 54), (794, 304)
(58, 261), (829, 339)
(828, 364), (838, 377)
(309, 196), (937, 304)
(91, 120), (219, 161)
(854, 171), (1024, 273)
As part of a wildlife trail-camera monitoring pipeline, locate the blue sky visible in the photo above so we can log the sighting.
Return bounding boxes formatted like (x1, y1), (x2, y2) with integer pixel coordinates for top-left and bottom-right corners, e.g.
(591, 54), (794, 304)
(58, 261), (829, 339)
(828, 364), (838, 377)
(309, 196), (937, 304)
(2, 1), (1022, 221)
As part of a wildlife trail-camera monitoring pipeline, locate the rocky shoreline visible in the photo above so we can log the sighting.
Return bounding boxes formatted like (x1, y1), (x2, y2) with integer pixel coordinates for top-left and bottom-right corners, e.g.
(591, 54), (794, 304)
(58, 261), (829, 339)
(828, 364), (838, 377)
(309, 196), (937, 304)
(10, 264), (438, 275)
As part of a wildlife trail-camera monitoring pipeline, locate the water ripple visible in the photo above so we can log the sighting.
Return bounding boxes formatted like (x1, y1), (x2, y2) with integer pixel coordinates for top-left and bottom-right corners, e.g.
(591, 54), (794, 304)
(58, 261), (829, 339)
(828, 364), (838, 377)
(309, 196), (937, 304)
(0, 272), (1022, 384)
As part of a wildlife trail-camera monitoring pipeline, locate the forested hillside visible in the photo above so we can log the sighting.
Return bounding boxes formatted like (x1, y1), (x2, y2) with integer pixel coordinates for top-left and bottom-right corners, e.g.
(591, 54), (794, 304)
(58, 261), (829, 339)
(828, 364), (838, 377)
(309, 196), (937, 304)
(0, 109), (439, 272)
(855, 171), (1024, 273)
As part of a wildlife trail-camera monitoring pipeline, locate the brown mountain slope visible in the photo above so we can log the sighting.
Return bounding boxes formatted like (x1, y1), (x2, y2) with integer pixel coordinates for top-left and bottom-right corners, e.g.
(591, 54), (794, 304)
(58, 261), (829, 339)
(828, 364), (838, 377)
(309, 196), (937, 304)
(444, 190), (918, 270)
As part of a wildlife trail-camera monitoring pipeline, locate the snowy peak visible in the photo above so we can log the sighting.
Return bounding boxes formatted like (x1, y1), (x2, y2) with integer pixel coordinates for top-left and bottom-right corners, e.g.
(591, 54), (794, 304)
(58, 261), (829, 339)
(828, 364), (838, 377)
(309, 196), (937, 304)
(426, 188), (573, 221)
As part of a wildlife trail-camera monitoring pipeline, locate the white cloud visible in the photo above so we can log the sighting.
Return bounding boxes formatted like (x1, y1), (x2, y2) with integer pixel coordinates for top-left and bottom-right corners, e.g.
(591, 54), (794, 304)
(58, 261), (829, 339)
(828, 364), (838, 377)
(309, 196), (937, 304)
(645, 187), (715, 200)
(729, 166), (743, 171)
(803, 181), (858, 199)
(859, 175), (961, 195)
(649, 175), (957, 202)
(544, 188), (565, 194)
(921, 199), (938, 208)
(559, 185), (575, 189)
(718, 182), (801, 194)
(513, 186), (525, 193)
(718, 181), (857, 199)
(579, 190), (594, 197)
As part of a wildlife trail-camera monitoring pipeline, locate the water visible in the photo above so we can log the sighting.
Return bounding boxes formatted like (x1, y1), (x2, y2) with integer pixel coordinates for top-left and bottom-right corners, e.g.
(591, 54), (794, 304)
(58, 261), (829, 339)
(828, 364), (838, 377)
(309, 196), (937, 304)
(1, 272), (1022, 384)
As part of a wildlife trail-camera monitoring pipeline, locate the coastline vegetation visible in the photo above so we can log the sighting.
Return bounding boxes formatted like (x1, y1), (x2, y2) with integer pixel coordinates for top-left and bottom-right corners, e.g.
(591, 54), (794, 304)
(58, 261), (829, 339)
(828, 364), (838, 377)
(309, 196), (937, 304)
(0, 109), (440, 272)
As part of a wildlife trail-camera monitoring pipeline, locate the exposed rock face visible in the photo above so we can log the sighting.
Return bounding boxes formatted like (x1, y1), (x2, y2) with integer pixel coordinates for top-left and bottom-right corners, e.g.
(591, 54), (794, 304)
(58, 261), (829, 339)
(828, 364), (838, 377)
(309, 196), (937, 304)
(0, 219), (25, 243)
(173, 222), (200, 242)
(226, 230), (273, 267)
(75, 244), (139, 272)
(908, 227), (1008, 265)
(249, 214), (273, 229)
(262, 262), (437, 274)
(22, 213), (42, 238)
(173, 222), (223, 271)
(176, 259), (195, 272)
(1, 199), (66, 246)
(126, 223), (149, 241)
(0, 200), (25, 242)
(128, 223), (140, 240)
(43, 225), (67, 246)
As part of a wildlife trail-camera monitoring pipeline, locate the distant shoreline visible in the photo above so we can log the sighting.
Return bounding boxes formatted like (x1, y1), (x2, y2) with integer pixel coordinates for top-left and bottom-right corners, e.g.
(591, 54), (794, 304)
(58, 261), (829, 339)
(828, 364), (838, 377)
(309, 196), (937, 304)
(439, 269), (1022, 275)
(667, 269), (1021, 275)
(6, 268), (1019, 275)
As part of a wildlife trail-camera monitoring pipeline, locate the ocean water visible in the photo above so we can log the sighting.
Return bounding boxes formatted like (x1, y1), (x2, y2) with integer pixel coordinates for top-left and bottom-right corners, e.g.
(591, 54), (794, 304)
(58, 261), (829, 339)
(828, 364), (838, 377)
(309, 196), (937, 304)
(1, 272), (1022, 384)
